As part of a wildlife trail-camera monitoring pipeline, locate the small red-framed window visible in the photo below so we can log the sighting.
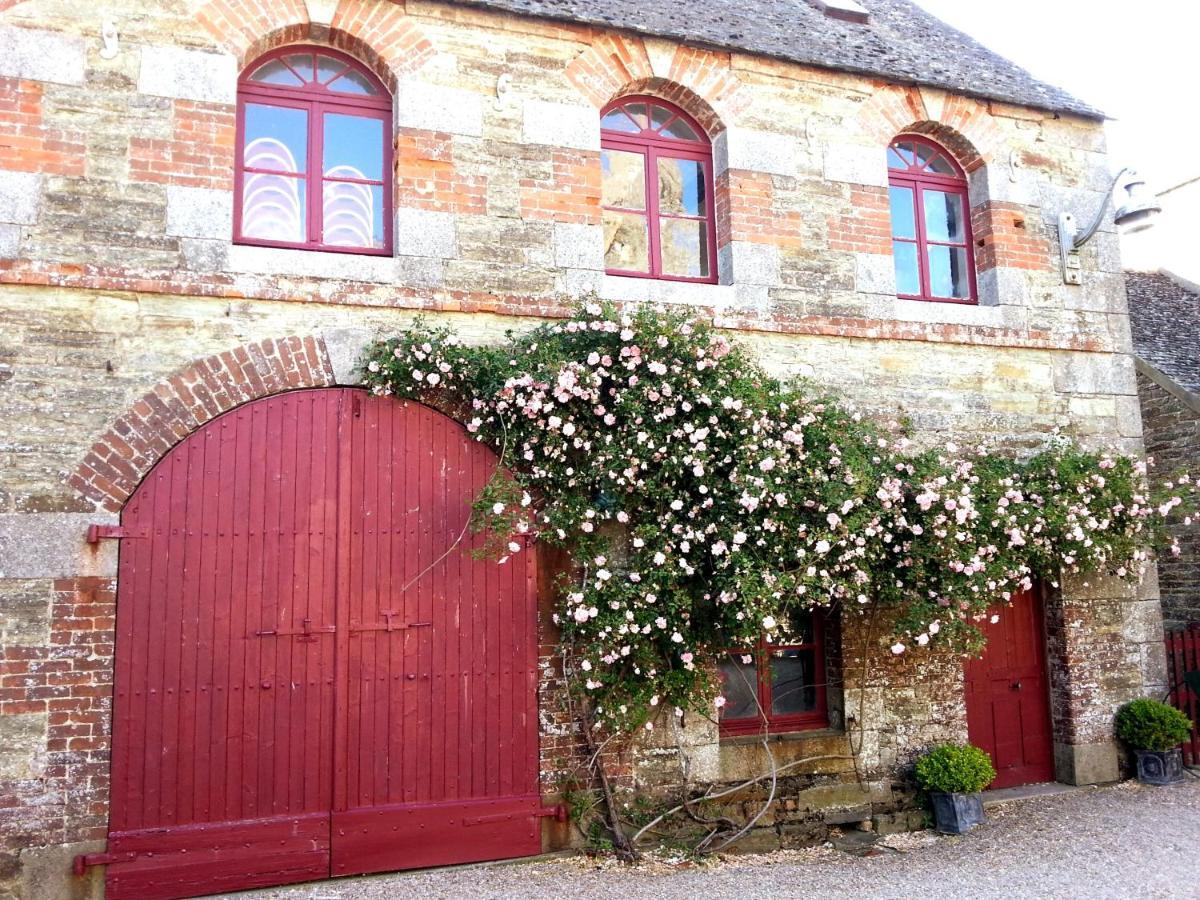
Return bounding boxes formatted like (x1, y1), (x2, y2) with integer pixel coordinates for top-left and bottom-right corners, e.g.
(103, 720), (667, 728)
(235, 46), (393, 255)
(600, 96), (718, 284)
(886, 136), (977, 303)
(718, 609), (828, 736)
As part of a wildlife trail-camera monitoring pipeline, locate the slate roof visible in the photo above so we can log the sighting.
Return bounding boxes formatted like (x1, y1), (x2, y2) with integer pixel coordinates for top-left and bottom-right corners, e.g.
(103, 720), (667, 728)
(1128, 272), (1200, 394)
(458, 0), (1103, 118)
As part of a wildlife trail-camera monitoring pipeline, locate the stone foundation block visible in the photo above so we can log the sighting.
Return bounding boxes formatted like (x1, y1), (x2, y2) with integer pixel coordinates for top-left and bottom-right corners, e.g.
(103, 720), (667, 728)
(1054, 740), (1119, 785)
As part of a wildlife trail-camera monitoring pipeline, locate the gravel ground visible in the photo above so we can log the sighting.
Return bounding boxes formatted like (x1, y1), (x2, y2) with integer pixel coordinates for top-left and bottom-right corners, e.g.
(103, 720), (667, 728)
(229, 778), (1200, 900)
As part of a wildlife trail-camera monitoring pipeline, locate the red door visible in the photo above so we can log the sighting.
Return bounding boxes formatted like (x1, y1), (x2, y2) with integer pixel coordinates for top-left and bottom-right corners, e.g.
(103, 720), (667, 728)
(964, 587), (1055, 789)
(105, 390), (540, 900)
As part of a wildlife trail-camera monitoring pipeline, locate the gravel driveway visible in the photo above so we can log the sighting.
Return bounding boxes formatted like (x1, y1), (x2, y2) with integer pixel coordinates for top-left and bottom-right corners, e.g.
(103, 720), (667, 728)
(229, 778), (1200, 900)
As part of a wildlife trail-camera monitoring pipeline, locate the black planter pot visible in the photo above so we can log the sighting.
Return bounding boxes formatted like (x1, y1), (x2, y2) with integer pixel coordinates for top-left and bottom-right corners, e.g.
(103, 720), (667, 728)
(1135, 748), (1184, 785)
(930, 791), (986, 835)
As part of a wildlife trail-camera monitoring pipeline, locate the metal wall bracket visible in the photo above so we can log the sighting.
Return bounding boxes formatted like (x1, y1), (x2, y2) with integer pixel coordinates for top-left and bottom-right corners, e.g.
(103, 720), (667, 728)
(1057, 211), (1083, 285)
(73, 850), (137, 875)
(86, 524), (148, 543)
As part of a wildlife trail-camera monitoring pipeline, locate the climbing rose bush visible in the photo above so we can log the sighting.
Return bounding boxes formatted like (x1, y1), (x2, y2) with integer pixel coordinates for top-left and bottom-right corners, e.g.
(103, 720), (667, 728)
(361, 301), (1196, 732)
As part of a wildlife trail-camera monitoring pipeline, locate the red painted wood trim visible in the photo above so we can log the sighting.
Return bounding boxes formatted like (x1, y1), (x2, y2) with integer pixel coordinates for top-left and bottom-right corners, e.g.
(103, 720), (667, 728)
(601, 95), (719, 284)
(234, 46), (393, 256)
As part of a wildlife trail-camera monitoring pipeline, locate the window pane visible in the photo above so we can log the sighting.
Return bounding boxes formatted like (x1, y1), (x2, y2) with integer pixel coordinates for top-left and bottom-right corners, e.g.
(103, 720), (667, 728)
(661, 117), (700, 141)
(323, 182), (383, 249)
(601, 149), (647, 210)
(323, 113), (383, 182)
(284, 53), (315, 82)
(316, 54), (347, 85)
(327, 68), (377, 95)
(657, 157), (706, 216)
(923, 190), (965, 242)
(718, 654), (759, 721)
(928, 245), (971, 298)
(249, 59), (304, 87)
(894, 141), (915, 166)
(650, 104), (674, 132)
(888, 186), (916, 239)
(242, 175), (306, 243)
(659, 219), (708, 278)
(603, 210), (649, 272)
(886, 146), (906, 170)
(772, 609), (814, 645)
(601, 109), (639, 133)
(892, 240), (920, 295)
(770, 648), (817, 716)
(244, 104), (308, 173)
(623, 102), (648, 130)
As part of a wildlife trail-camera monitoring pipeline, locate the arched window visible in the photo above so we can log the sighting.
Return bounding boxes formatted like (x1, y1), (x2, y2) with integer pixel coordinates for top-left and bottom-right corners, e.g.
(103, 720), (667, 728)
(235, 47), (392, 255)
(887, 136), (976, 303)
(600, 96), (717, 283)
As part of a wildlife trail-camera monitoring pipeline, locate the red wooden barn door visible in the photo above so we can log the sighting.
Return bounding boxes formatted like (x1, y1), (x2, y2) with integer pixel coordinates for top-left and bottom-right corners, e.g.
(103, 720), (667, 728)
(964, 587), (1055, 789)
(108, 390), (340, 898)
(330, 397), (542, 875)
(106, 390), (541, 900)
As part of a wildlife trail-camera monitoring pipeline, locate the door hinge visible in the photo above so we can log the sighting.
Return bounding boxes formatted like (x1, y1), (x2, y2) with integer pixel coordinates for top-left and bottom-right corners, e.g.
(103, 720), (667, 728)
(73, 850), (137, 875)
(534, 803), (568, 823)
(86, 524), (149, 544)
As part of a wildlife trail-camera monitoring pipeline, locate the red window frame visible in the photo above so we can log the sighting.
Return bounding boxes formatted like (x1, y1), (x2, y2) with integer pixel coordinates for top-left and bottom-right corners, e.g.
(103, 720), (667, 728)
(718, 611), (828, 737)
(234, 46), (393, 256)
(600, 96), (718, 284)
(886, 135), (977, 304)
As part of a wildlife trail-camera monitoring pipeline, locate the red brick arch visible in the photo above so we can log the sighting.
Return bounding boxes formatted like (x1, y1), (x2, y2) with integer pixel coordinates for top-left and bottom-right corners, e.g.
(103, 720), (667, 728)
(69, 335), (336, 512)
(194, 0), (435, 90)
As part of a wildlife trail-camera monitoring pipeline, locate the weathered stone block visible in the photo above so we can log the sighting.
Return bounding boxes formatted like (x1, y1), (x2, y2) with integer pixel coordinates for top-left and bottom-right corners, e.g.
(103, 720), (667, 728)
(0, 713), (46, 781)
(553, 223), (603, 271)
(0, 223), (20, 259)
(395, 207), (457, 259)
(321, 327), (373, 386)
(1054, 740), (1119, 785)
(725, 241), (779, 286)
(0, 580), (52, 645)
(0, 25), (85, 85)
(716, 127), (800, 178)
(137, 45), (237, 104)
(165, 186), (232, 240)
(823, 142), (888, 187)
(854, 253), (896, 296)
(522, 100), (599, 151)
(0, 514), (117, 578)
(0, 172), (42, 226)
(396, 81), (483, 137)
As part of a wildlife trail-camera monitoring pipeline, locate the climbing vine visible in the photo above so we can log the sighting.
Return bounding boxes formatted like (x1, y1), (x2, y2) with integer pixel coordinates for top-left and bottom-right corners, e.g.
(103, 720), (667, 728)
(361, 300), (1195, 735)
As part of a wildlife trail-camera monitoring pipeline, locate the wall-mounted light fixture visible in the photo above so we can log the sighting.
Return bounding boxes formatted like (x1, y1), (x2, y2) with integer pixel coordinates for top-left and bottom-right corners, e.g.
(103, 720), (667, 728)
(1057, 168), (1160, 284)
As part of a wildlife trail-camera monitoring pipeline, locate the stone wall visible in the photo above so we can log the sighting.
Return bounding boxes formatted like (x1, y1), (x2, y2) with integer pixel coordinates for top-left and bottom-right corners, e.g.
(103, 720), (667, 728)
(0, 0), (1163, 893)
(1137, 367), (1200, 625)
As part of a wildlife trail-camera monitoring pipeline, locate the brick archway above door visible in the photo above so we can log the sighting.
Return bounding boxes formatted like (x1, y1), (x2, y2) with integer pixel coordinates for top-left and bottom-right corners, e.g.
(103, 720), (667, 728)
(69, 335), (337, 512)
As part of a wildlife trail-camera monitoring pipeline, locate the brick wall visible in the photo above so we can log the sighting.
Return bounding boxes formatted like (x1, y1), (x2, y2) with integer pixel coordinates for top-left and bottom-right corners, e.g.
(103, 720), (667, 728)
(1138, 370), (1200, 624)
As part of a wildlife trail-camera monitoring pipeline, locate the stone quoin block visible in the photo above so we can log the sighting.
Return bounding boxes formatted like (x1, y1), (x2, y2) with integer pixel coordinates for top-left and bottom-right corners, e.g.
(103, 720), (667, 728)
(714, 127), (802, 178)
(165, 184), (233, 239)
(0, 222), (19, 258)
(394, 81), (484, 137)
(137, 45), (238, 104)
(0, 513), (119, 579)
(822, 141), (890, 187)
(0, 171), (42, 225)
(394, 207), (457, 259)
(854, 252), (897, 296)
(0, 25), (85, 85)
(724, 240), (780, 286)
(553, 222), (604, 271)
(522, 100), (600, 151)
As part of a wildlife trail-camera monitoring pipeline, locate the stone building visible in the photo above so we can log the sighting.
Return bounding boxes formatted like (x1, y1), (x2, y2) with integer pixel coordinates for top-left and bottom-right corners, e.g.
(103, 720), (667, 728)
(0, 0), (1165, 897)
(1128, 270), (1200, 626)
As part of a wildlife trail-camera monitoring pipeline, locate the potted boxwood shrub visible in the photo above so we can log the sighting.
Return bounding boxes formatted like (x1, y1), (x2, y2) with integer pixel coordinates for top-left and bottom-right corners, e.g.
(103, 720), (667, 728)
(914, 743), (997, 835)
(1114, 698), (1193, 785)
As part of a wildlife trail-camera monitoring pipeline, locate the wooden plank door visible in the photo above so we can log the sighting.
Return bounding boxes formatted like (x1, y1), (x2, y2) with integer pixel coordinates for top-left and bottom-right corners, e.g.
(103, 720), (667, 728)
(964, 587), (1056, 789)
(107, 390), (342, 899)
(330, 397), (542, 875)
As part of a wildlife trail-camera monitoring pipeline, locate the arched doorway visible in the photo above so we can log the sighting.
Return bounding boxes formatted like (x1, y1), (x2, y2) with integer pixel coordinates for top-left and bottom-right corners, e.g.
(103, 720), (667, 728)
(105, 389), (541, 899)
